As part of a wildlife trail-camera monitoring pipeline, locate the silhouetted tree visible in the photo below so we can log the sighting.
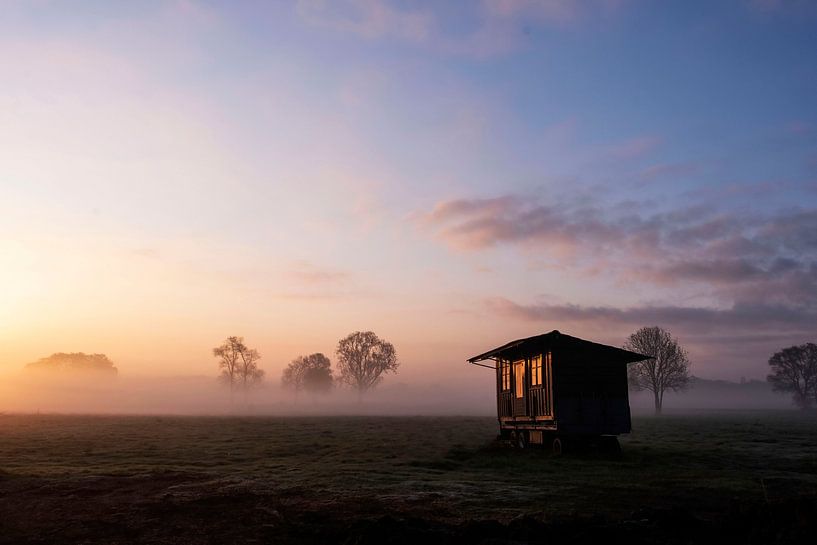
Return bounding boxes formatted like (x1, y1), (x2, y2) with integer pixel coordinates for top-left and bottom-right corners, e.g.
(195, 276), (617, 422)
(336, 331), (398, 400)
(214, 336), (242, 396)
(624, 326), (691, 414)
(767, 343), (817, 410)
(238, 346), (264, 397)
(25, 352), (117, 375)
(281, 353), (333, 402)
(214, 336), (264, 403)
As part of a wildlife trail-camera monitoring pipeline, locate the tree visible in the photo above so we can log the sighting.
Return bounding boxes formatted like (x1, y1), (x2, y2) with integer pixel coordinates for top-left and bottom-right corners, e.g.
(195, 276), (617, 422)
(25, 352), (117, 376)
(336, 331), (398, 399)
(213, 336), (264, 403)
(624, 326), (691, 415)
(281, 353), (334, 401)
(238, 346), (264, 395)
(767, 343), (817, 410)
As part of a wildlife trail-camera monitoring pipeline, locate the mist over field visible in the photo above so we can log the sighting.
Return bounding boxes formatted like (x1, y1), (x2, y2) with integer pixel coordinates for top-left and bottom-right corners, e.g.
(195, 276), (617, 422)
(0, 367), (792, 416)
(0, 369), (495, 415)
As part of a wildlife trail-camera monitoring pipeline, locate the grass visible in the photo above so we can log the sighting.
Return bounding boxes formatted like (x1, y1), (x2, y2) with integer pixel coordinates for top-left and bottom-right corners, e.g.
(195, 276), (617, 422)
(1, 411), (816, 521)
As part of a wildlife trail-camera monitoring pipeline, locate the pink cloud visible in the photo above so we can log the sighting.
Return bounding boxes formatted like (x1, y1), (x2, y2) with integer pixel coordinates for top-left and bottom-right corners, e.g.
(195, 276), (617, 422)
(417, 194), (817, 314)
(485, 297), (817, 337)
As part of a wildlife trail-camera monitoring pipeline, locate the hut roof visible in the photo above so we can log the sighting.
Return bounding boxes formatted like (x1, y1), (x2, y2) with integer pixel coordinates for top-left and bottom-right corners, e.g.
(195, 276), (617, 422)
(467, 330), (650, 366)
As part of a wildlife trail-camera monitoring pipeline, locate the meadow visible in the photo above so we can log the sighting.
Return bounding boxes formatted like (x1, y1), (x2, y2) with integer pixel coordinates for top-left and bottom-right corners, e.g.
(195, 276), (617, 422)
(1, 412), (816, 544)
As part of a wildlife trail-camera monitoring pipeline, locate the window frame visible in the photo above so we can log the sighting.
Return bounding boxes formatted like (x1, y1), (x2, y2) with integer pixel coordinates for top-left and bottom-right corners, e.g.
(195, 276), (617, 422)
(531, 354), (542, 386)
(513, 359), (525, 398)
(499, 359), (511, 391)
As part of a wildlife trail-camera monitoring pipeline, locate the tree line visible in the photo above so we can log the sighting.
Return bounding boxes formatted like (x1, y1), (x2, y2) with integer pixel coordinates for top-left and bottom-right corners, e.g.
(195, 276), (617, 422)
(212, 330), (398, 403)
(211, 324), (815, 412)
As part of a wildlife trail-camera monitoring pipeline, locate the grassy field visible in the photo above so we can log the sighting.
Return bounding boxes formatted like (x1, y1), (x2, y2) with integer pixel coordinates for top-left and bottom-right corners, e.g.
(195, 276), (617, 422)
(1, 412), (816, 544)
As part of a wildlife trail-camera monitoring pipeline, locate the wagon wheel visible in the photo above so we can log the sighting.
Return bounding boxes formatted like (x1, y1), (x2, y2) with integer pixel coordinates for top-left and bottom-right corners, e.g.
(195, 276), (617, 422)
(509, 431), (526, 449)
(552, 437), (563, 456)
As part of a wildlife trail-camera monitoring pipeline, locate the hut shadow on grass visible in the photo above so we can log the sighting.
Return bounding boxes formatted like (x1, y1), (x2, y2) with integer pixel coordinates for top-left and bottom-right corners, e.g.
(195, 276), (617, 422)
(413, 436), (626, 474)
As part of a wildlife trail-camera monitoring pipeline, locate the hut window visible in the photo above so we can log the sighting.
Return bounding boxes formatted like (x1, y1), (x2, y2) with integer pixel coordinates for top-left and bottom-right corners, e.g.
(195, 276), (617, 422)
(514, 360), (525, 398)
(531, 355), (542, 386)
(500, 360), (510, 391)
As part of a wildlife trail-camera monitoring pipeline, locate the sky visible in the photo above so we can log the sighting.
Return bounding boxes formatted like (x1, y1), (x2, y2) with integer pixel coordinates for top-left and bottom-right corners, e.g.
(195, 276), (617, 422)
(1, 0), (816, 387)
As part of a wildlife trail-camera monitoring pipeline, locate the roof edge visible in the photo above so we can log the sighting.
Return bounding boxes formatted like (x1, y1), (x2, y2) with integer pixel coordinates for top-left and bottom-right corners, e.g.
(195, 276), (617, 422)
(467, 330), (650, 365)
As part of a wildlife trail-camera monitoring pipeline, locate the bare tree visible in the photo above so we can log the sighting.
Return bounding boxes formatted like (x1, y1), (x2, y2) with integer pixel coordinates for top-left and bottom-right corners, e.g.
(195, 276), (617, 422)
(767, 343), (817, 410)
(214, 336), (264, 404)
(214, 336), (243, 401)
(336, 331), (398, 400)
(281, 353), (333, 402)
(624, 326), (691, 414)
(238, 346), (264, 401)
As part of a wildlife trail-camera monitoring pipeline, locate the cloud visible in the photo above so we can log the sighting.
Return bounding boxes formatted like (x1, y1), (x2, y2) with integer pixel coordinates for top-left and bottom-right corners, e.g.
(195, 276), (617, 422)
(419, 189), (817, 378)
(482, 0), (630, 24)
(606, 135), (662, 160)
(485, 296), (817, 375)
(481, 0), (581, 24)
(417, 194), (817, 313)
(416, 195), (621, 252)
(272, 261), (366, 301)
(288, 261), (350, 285)
(295, 0), (629, 58)
(486, 297), (817, 335)
(295, 0), (433, 45)
(638, 162), (700, 183)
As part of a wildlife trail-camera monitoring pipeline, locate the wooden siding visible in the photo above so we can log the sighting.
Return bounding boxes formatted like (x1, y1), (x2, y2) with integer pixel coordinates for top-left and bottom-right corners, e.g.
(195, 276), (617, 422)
(553, 355), (631, 434)
(498, 391), (513, 417)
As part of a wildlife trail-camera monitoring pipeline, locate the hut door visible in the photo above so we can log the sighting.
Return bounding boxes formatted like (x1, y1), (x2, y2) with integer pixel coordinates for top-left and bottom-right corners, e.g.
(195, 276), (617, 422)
(513, 360), (527, 416)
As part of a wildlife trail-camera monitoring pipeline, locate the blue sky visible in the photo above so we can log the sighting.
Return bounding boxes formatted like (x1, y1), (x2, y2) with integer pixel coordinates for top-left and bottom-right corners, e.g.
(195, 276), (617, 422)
(1, 0), (815, 382)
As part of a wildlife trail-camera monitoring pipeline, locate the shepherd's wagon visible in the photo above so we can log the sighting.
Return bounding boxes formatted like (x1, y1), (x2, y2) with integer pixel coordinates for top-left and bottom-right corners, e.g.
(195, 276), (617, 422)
(467, 330), (650, 453)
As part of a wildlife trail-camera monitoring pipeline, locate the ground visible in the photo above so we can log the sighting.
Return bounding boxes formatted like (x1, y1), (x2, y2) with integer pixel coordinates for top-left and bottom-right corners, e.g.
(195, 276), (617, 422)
(1, 412), (816, 544)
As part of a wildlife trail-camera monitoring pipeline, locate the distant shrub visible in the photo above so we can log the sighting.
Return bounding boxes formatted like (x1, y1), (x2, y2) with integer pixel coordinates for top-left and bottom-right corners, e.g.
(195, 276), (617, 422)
(25, 353), (118, 375)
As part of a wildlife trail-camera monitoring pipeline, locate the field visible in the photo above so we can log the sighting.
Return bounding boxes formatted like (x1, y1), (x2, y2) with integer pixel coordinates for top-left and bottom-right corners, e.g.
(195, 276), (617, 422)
(1, 412), (816, 544)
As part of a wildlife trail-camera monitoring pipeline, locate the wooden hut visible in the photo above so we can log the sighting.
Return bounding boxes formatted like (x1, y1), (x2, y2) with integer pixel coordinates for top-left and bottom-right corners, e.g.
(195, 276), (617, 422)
(467, 330), (649, 452)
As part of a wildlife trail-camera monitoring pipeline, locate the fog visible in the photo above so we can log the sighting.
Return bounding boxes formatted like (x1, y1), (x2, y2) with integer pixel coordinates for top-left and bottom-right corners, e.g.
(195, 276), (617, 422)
(0, 368), (795, 416)
(630, 377), (793, 412)
(0, 370), (497, 416)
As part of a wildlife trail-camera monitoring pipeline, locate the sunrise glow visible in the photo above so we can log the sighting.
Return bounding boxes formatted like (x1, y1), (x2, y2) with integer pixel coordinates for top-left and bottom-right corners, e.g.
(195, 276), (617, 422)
(1, 0), (815, 405)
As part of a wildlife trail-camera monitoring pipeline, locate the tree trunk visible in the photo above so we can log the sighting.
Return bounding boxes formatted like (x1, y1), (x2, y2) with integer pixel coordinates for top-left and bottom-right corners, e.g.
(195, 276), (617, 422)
(654, 390), (662, 415)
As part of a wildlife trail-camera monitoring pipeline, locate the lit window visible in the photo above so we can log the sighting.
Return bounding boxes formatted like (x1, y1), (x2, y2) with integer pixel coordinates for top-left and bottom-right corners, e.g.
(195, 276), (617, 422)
(514, 360), (525, 398)
(531, 355), (542, 386)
